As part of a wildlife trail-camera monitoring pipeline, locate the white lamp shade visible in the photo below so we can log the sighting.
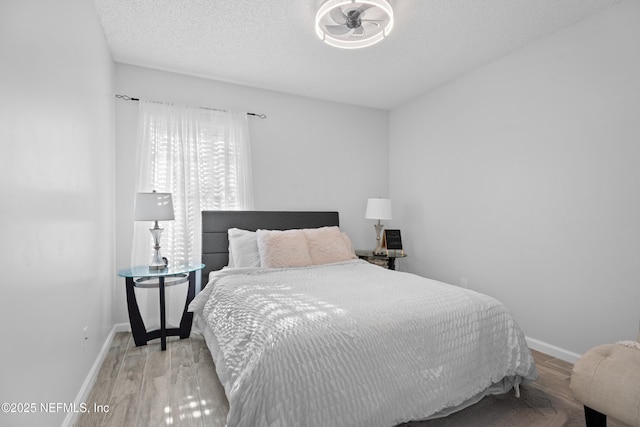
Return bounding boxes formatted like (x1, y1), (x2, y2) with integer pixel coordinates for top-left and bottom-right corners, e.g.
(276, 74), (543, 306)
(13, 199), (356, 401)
(365, 198), (392, 220)
(134, 192), (175, 221)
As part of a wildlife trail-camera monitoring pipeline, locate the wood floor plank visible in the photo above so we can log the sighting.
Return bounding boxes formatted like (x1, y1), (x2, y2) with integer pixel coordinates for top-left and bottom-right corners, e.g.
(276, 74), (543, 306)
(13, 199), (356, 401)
(169, 338), (204, 427)
(192, 336), (228, 427)
(101, 351), (147, 427)
(137, 341), (171, 427)
(110, 331), (131, 349)
(137, 375), (171, 426)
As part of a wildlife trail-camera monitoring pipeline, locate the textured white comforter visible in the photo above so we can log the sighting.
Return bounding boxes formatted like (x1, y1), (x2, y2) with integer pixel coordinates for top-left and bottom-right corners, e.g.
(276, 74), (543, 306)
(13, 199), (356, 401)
(189, 260), (537, 427)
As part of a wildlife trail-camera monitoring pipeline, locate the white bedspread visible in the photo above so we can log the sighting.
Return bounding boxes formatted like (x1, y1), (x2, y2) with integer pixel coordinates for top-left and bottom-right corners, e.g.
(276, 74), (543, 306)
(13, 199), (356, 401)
(189, 260), (537, 427)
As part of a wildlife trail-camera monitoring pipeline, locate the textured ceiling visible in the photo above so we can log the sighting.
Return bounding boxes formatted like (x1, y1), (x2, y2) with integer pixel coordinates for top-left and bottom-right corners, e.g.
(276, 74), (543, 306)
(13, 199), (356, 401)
(92, 0), (625, 110)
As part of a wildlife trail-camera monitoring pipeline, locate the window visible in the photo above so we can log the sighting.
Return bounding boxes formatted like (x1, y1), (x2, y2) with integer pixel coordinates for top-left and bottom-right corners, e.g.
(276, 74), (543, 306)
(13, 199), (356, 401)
(132, 100), (254, 267)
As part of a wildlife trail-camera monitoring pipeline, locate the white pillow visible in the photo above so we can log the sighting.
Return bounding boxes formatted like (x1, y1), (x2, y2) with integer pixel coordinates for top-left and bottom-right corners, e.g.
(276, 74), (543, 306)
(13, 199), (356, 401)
(256, 229), (313, 268)
(304, 226), (357, 265)
(227, 228), (260, 268)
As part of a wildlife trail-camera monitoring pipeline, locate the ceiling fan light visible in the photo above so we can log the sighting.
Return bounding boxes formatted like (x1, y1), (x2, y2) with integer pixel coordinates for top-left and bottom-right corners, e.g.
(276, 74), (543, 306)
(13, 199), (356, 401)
(315, 0), (394, 49)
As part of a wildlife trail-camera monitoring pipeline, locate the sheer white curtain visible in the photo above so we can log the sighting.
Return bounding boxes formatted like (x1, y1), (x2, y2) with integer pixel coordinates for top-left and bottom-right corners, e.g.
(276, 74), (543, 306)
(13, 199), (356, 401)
(132, 100), (254, 329)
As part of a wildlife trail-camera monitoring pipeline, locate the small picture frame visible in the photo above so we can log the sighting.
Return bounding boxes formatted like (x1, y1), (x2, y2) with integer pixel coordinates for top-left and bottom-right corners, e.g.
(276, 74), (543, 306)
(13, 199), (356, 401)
(383, 229), (403, 251)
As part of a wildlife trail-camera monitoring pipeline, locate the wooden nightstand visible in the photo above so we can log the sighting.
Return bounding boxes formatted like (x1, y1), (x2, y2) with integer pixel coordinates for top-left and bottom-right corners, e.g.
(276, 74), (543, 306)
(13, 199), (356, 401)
(355, 250), (407, 270)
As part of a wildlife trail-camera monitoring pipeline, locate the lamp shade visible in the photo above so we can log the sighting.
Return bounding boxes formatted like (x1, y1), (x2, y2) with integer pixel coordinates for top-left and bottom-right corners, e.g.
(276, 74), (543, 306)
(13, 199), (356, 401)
(134, 192), (175, 221)
(365, 198), (392, 220)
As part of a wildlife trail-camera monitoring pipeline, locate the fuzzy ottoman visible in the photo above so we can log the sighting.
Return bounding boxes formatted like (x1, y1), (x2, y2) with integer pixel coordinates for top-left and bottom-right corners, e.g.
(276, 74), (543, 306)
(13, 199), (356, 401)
(570, 341), (640, 427)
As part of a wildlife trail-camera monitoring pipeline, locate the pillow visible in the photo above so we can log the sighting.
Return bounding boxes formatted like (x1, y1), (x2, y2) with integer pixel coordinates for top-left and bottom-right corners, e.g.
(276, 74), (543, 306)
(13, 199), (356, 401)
(341, 232), (356, 256)
(304, 226), (357, 265)
(257, 229), (313, 268)
(227, 228), (261, 268)
(226, 236), (235, 268)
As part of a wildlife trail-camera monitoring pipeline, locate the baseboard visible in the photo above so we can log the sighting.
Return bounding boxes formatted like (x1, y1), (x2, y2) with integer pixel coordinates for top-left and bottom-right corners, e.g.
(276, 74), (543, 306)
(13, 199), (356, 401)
(62, 323), (130, 427)
(114, 322), (131, 333)
(526, 336), (581, 364)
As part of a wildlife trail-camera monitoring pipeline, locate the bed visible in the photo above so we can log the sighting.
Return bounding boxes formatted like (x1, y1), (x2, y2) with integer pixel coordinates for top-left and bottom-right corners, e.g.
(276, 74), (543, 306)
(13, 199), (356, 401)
(190, 210), (538, 427)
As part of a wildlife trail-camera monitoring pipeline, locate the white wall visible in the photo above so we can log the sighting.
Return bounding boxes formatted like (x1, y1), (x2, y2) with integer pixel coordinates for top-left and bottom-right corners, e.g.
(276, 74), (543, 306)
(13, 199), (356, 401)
(390, 0), (640, 360)
(114, 64), (389, 324)
(0, 0), (115, 426)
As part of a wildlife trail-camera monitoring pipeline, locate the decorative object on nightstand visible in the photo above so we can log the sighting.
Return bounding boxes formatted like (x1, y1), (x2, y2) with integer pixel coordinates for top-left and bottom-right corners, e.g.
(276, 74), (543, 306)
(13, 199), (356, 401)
(134, 191), (175, 270)
(382, 229), (404, 256)
(365, 197), (392, 255)
(356, 249), (406, 270)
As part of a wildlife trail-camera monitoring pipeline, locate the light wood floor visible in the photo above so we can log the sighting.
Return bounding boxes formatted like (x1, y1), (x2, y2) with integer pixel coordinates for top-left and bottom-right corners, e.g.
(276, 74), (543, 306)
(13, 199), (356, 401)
(75, 332), (228, 427)
(74, 332), (625, 427)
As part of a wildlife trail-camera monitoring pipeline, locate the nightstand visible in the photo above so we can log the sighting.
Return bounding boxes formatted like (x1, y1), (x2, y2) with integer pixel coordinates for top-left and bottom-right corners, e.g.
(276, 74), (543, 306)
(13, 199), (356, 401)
(118, 263), (204, 351)
(355, 250), (407, 270)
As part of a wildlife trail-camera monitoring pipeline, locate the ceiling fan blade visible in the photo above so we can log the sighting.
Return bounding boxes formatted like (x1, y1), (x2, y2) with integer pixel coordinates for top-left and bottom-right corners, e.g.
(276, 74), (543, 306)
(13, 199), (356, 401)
(352, 26), (365, 37)
(361, 19), (381, 27)
(354, 4), (374, 16)
(329, 6), (347, 24)
(326, 24), (352, 35)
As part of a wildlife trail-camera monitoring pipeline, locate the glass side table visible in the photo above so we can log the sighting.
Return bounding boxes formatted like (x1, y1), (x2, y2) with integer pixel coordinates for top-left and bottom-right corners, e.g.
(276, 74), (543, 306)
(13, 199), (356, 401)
(118, 263), (204, 351)
(355, 250), (407, 270)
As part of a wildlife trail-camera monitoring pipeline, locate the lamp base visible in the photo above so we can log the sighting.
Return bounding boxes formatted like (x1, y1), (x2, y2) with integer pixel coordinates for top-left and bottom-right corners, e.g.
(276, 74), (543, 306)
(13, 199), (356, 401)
(372, 221), (385, 255)
(148, 262), (168, 271)
(148, 223), (168, 271)
(148, 252), (168, 271)
(373, 247), (386, 256)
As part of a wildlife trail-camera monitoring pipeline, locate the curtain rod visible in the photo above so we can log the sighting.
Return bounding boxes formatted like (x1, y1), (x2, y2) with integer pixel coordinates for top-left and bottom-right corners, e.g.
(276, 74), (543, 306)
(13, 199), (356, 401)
(115, 94), (267, 119)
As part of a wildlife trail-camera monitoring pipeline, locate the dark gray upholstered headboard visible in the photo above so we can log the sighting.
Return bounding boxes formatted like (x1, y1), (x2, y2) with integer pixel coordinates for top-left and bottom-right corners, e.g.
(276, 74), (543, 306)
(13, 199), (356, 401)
(201, 210), (339, 282)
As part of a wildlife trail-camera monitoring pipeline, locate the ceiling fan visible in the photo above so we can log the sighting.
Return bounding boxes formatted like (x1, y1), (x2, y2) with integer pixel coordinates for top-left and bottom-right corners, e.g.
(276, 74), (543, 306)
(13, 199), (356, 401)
(315, 0), (394, 49)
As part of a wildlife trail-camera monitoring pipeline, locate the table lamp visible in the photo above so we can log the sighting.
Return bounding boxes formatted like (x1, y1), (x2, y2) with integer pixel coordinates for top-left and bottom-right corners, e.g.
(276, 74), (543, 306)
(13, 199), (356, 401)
(365, 198), (392, 255)
(134, 191), (175, 270)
